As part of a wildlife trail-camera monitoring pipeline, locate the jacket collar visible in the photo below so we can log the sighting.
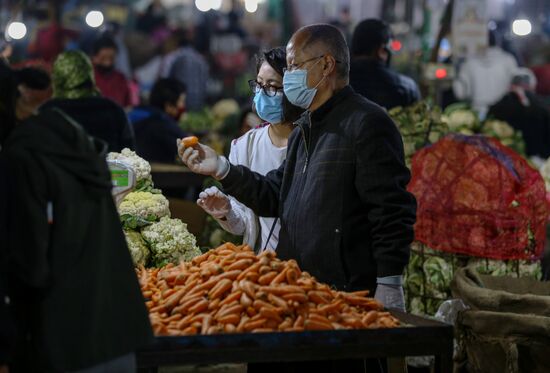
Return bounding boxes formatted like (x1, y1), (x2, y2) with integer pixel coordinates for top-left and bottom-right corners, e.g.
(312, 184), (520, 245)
(310, 85), (354, 122)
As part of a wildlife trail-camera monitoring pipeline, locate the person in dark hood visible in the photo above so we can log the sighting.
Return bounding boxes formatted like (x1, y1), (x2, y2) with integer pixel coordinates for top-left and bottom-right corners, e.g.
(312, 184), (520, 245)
(0, 61), (152, 373)
(128, 78), (188, 163)
(41, 50), (135, 152)
(91, 36), (132, 108)
(349, 18), (420, 110)
(14, 66), (52, 121)
(0, 61), (18, 373)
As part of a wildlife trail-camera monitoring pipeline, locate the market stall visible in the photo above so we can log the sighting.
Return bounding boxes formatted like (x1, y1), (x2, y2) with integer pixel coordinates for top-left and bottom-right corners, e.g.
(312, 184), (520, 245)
(136, 310), (453, 373)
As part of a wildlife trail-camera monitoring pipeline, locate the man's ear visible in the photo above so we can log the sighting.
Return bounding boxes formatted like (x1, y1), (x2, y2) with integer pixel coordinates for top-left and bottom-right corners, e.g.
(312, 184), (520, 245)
(323, 55), (336, 77)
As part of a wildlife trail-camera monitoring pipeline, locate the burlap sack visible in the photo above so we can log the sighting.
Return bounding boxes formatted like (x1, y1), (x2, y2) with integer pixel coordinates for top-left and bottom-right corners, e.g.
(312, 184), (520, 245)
(451, 268), (550, 373)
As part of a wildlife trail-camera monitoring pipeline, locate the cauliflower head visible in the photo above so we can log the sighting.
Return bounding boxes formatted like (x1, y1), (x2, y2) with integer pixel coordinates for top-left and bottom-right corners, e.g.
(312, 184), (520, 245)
(119, 191), (170, 220)
(107, 148), (151, 182)
(142, 217), (201, 266)
(124, 230), (150, 266)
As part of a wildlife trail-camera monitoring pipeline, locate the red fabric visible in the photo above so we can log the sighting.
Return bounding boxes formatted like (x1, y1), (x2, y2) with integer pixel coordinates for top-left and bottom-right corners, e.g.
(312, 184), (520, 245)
(531, 64), (550, 96)
(409, 134), (549, 260)
(94, 67), (131, 108)
(28, 23), (78, 63)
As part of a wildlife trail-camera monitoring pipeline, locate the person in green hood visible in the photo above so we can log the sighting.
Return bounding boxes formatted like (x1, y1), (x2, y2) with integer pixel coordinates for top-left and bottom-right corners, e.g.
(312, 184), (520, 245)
(41, 50), (135, 152)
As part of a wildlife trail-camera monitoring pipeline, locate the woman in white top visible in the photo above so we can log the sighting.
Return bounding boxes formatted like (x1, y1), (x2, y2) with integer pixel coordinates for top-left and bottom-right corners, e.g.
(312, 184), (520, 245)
(197, 47), (303, 251)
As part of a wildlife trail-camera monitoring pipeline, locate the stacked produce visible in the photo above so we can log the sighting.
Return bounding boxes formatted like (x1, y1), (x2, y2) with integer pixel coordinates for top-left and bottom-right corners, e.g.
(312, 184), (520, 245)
(404, 242), (542, 316)
(442, 103), (526, 155)
(137, 243), (399, 336)
(389, 101), (449, 166)
(107, 149), (201, 267)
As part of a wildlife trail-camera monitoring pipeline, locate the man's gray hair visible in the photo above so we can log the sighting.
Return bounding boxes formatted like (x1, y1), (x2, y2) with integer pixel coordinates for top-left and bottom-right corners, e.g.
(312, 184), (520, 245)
(299, 23), (350, 80)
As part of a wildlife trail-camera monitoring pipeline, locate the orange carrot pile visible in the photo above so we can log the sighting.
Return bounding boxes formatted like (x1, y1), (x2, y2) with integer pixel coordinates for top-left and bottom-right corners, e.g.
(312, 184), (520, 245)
(137, 243), (400, 336)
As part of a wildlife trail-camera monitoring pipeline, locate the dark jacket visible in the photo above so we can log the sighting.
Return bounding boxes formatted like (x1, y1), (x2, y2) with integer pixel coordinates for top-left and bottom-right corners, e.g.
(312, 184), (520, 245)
(2, 108), (152, 372)
(488, 91), (550, 158)
(41, 97), (135, 152)
(222, 86), (416, 292)
(0, 158), (16, 366)
(350, 58), (420, 110)
(128, 106), (187, 163)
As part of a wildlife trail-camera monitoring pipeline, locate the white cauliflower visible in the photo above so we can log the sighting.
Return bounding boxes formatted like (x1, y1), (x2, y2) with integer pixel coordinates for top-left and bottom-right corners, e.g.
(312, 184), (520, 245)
(142, 217), (202, 266)
(107, 148), (151, 182)
(484, 119), (515, 139)
(124, 230), (150, 266)
(442, 110), (478, 131)
(119, 191), (170, 220)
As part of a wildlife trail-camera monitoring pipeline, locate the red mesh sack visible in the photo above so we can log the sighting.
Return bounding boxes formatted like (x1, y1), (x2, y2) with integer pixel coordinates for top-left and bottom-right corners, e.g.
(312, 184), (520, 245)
(409, 134), (549, 260)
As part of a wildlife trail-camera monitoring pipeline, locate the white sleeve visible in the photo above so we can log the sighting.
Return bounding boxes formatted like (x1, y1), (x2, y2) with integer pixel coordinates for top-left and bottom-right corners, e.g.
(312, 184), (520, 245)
(453, 62), (471, 100)
(218, 137), (260, 248)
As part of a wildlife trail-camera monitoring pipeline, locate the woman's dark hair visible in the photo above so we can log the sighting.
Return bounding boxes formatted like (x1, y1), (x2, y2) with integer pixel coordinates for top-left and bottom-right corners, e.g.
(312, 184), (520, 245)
(255, 47), (304, 123)
(0, 61), (18, 146)
(149, 78), (187, 110)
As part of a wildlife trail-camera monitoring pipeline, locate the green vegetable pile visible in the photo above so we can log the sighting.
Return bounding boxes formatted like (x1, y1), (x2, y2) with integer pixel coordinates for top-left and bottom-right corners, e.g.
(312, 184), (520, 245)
(108, 150), (201, 267)
(389, 101), (449, 166)
(389, 101), (527, 167)
(404, 242), (542, 316)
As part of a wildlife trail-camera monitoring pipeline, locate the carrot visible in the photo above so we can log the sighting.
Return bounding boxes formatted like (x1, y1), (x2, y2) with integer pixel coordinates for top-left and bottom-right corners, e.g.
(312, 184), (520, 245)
(243, 318), (267, 332)
(218, 314), (240, 325)
(282, 292), (308, 303)
(209, 279), (232, 299)
(259, 308), (282, 323)
(219, 290), (243, 307)
(188, 299), (209, 314)
(181, 136), (199, 147)
(304, 319), (334, 330)
(226, 259), (253, 271)
(258, 271), (278, 285)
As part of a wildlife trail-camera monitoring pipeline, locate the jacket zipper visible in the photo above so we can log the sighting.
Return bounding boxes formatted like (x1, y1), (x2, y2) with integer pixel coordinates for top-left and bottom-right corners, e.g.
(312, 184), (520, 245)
(300, 112), (312, 173)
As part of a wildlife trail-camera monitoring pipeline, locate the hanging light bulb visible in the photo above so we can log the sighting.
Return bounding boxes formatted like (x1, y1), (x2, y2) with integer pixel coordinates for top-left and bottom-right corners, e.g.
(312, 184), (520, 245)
(245, 0), (258, 13)
(6, 22), (27, 40)
(85, 10), (104, 28)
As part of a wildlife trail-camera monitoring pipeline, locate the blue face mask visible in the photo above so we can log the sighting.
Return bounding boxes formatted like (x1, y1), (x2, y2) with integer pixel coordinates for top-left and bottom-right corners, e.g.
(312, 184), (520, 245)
(283, 60), (326, 109)
(253, 90), (284, 124)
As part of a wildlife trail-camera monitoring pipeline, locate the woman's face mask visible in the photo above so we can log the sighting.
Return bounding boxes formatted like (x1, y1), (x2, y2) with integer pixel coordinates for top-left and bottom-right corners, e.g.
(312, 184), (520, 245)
(253, 90), (284, 124)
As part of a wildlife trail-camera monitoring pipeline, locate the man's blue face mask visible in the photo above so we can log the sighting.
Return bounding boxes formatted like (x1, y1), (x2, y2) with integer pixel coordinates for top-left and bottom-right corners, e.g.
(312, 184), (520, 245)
(283, 58), (326, 110)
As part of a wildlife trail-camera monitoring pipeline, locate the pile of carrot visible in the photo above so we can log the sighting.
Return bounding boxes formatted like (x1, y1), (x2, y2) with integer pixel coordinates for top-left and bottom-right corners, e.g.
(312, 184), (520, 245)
(137, 243), (400, 336)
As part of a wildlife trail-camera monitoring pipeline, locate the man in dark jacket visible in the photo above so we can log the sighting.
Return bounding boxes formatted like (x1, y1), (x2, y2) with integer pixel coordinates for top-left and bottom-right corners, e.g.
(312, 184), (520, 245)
(42, 50), (135, 152)
(180, 24), (416, 373)
(349, 18), (420, 110)
(129, 78), (187, 163)
(1, 61), (152, 372)
(180, 23), (416, 308)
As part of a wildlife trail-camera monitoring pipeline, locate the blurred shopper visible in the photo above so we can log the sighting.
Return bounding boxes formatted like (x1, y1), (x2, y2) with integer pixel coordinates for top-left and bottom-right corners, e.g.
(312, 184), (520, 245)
(14, 67), (52, 121)
(136, 0), (167, 35)
(488, 68), (550, 158)
(531, 63), (550, 98)
(196, 47), (304, 252)
(167, 30), (209, 111)
(42, 51), (135, 152)
(453, 30), (518, 118)
(350, 18), (420, 110)
(128, 78), (187, 163)
(91, 36), (132, 108)
(0, 61), (152, 373)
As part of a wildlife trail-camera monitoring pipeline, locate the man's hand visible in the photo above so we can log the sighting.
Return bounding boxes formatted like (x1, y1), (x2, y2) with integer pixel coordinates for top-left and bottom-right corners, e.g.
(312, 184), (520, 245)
(374, 276), (405, 311)
(197, 186), (231, 219)
(177, 139), (229, 179)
